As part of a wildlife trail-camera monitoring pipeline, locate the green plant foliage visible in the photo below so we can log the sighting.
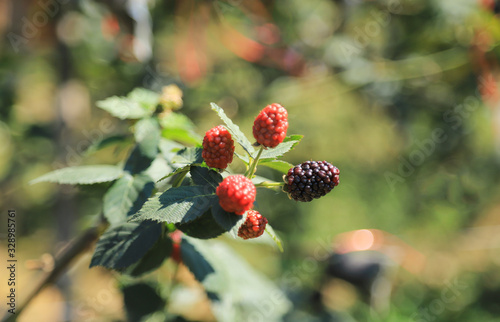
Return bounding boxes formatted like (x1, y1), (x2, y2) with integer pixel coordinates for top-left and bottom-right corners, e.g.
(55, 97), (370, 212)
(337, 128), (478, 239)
(236, 135), (302, 163)
(29, 165), (124, 185)
(181, 236), (291, 321)
(264, 224), (284, 253)
(90, 221), (162, 269)
(123, 237), (173, 277)
(210, 102), (255, 156)
(189, 166), (222, 189)
(103, 173), (155, 225)
(130, 186), (216, 224)
(96, 88), (159, 120)
(210, 201), (246, 237)
(30, 87), (307, 320)
(160, 112), (202, 146)
(175, 210), (227, 239)
(260, 135), (303, 160)
(259, 160), (294, 174)
(134, 117), (161, 159)
(123, 283), (166, 321)
(170, 147), (204, 167)
(84, 134), (132, 155)
(127, 88), (160, 111)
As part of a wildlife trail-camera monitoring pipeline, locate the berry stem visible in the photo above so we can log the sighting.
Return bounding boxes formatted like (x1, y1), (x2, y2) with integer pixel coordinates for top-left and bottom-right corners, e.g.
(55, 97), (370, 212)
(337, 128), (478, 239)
(265, 226), (284, 253)
(254, 181), (284, 188)
(245, 146), (264, 179)
(171, 169), (188, 188)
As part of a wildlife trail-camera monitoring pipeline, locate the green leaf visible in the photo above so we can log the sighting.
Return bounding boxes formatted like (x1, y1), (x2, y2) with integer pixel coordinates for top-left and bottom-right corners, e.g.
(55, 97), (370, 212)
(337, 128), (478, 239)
(171, 147), (204, 167)
(210, 199), (245, 236)
(159, 112), (195, 130)
(251, 175), (280, 185)
(30, 165), (124, 185)
(176, 210), (226, 239)
(210, 102), (255, 156)
(259, 160), (294, 174)
(134, 118), (160, 159)
(85, 134), (131, 155)
(96, 88), (159, 120)
(124, 145), (154, 174)
(189, 166), (222, 190)
(144, 156), (172, 183)
(234, 152), (250, 165)
(181, 237), (292, 321)
(96, 97), (149, 120)
(162, 128), (202, 146)
(90, 221), (162, 269)
(265, 224), (284, 253)
(127, 88), (160, 112)
(156, 165), (190, 183)
(130, 186), (216, 224)
(158, 138), (185, 159)
(123, 237), (173, 277)
(103, 174), (155, 225)
(123, 283), (165, 321)
(180, 238), (216, 283)
(259, 135), (303, 160)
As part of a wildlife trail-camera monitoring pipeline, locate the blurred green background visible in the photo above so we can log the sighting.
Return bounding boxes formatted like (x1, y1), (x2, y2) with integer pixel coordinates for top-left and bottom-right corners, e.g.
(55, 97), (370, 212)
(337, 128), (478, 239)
(2, 0), (500, 321)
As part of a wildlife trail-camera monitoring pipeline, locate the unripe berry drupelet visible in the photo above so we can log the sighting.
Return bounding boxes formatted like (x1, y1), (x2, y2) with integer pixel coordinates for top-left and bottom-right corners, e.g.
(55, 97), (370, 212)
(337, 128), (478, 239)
(216, 175), (256, 215)
(202, 125), (235, 169)
(253, 103), (288, 148)
(238, 210), (268, 239)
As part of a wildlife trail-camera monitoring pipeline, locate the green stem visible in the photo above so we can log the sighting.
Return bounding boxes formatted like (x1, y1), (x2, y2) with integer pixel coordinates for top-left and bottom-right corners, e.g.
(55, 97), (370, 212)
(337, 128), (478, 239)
(171, 169), (188, 188)
(254, 181), (284, 188)
(245, 146), (264, 179)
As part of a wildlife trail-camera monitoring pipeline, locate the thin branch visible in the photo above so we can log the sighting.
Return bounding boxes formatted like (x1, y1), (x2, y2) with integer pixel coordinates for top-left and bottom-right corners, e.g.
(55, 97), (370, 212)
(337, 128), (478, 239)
(3, 221), (106, 322)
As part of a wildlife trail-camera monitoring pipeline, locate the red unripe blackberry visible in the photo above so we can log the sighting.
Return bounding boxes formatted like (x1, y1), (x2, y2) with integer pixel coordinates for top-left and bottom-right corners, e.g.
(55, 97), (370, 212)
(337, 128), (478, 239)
(216, 175), (256, 215)
(284, 161), (339, 202)
(202, 125), (235, 169)
(252, 103), (288, 148)
(171, 243), (181, 263)
(170, 230), (182, 263)
(238, 210), (268, 239)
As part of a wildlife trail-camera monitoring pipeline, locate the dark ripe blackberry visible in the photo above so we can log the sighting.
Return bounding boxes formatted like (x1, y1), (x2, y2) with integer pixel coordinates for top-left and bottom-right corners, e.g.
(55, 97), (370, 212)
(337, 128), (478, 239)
(284, 161), (339, 202)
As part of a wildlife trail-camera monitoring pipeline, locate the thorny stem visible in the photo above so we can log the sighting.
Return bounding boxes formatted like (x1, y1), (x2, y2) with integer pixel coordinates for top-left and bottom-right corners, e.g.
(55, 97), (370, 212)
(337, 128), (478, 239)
(245, 146), (264, 179)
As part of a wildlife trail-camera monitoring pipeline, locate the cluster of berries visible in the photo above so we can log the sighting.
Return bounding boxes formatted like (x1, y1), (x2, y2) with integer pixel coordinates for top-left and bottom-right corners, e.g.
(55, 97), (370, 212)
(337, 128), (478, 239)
(200, 103), (339, 239)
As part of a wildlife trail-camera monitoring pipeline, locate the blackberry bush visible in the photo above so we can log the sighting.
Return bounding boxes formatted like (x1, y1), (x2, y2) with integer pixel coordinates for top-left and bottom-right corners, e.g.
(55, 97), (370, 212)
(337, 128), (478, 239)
(29, 88), (340, 322)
